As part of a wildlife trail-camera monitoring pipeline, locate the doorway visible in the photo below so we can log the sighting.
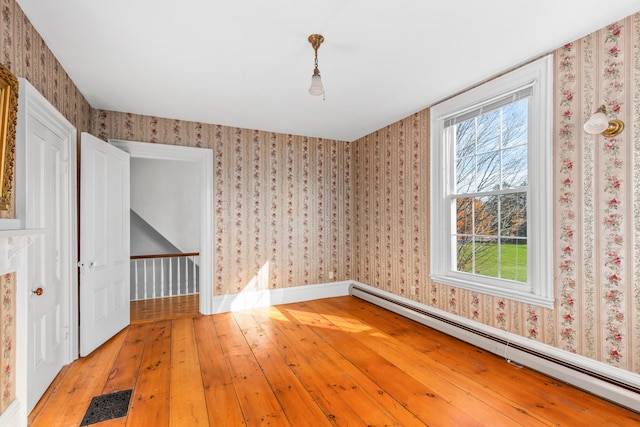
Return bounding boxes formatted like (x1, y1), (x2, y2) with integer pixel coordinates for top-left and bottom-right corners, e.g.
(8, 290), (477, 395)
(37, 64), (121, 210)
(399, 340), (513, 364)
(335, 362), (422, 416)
(109, 140), (214, 316)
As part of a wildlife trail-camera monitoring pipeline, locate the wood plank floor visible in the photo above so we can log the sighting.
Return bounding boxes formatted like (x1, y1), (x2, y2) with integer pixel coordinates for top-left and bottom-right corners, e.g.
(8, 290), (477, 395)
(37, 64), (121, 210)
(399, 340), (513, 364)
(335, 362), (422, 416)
(130, 294), (200, 324)
(29, 296), (640, 426)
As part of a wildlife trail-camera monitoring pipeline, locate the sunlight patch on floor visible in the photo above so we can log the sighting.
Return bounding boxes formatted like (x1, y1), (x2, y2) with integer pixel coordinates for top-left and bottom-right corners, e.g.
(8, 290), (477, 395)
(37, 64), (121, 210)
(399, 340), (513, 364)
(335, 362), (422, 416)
(284, 309), (372, 333)
(266, 306), (289, 322)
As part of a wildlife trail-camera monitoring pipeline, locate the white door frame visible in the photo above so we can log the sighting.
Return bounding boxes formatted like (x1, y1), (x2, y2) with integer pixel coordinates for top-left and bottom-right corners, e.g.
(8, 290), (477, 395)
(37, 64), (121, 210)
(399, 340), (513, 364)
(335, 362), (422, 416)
(109, 140), (214, 315)
(16, 80), (78, 361)
(12, 78), (77, 422)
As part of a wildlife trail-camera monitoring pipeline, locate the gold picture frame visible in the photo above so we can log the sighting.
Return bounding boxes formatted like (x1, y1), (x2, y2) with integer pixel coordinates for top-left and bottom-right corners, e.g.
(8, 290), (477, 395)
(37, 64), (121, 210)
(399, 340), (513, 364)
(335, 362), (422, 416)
(0, 63), (18, 211)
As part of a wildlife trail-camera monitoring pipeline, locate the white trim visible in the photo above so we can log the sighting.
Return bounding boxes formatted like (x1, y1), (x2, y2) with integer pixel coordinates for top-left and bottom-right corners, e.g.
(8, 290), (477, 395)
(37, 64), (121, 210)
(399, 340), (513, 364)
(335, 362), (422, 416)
(212, 281), (352, 313)
(0, 219), (20, 231)
(430, 55), (554, 307)
(349, 282), (640, 413)
(13, 79), (78, 416)
(430, 276), (554, 308)
(16, 79), (79, 361)
(109, 139), (215, 314)
(0, 232), (39, 427)
(0, 400), (20, 427)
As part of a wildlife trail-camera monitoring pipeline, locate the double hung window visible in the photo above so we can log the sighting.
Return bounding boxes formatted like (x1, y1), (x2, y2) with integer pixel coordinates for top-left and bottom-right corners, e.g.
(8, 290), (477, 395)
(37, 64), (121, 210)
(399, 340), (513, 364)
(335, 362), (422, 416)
(430, 55), (553, 307)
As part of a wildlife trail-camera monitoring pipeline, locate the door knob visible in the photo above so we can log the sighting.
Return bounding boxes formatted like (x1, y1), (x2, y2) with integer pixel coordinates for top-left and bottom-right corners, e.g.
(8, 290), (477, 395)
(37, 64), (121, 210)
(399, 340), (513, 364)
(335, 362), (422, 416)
(32, 287), (44, 296)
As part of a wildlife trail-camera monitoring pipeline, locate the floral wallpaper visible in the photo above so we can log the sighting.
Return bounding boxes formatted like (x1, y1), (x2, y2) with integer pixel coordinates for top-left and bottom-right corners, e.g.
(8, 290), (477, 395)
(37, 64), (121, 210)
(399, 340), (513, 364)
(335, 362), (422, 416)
(351, 112), (430, 300)
(0, 273), (15, 413)
(92, 110), (354, 296)
(352, 13), (640, 375)
(554, 15), (640, 371)
(0, 0), (92, 415)
(0, 0), (92, 216)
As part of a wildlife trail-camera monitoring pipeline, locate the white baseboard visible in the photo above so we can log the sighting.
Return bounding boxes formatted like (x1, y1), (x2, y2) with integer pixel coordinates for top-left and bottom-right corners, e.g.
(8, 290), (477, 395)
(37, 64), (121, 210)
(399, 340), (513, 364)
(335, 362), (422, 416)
(0, 400), (22, 427)
(212, 281), (351, 313)
(349, 281), (640, 413)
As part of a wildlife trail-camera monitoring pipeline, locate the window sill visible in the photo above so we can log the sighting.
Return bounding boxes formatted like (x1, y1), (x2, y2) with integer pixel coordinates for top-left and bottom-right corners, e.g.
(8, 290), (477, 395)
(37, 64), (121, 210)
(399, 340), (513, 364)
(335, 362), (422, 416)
(430, 274), (555, 309)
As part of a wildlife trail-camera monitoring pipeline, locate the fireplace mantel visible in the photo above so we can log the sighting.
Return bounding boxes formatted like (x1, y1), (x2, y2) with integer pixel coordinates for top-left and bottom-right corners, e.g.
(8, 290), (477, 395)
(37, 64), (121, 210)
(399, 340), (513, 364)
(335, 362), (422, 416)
(0, 229), (40, 275)
(0, 229), (40, 427)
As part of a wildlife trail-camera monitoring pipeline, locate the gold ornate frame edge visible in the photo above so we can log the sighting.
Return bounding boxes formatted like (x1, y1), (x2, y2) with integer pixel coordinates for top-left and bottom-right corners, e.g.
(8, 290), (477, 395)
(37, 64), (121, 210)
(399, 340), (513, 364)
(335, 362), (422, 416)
(0, 64), (18, 212)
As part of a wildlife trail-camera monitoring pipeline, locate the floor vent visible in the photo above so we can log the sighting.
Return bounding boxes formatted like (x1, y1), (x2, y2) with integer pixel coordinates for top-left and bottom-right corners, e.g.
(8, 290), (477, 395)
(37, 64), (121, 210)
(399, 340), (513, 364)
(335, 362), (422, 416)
(80, 389), (133, 426)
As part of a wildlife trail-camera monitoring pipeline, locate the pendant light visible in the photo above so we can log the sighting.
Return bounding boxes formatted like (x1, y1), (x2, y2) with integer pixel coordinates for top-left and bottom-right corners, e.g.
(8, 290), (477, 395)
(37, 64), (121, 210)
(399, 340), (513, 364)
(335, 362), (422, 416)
(308, 34), (325, 97)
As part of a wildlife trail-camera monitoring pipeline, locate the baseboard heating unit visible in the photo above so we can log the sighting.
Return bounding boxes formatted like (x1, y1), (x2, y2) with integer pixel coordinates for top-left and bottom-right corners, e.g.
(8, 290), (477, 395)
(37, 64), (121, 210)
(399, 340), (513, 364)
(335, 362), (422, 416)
(349, 282), (640, 413)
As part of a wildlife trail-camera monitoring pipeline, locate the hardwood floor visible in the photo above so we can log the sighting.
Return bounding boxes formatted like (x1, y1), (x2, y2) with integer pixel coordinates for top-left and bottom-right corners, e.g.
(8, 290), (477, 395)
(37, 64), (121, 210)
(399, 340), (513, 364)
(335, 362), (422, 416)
(29, 297), (639, 426)
(130, 294), (200, 324)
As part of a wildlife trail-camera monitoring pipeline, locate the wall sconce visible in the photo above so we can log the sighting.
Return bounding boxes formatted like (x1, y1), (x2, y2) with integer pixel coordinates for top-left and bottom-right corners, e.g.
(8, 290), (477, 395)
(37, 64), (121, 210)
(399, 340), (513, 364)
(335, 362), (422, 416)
(308, 34), (325, 97)
(583, 105), (624, 137)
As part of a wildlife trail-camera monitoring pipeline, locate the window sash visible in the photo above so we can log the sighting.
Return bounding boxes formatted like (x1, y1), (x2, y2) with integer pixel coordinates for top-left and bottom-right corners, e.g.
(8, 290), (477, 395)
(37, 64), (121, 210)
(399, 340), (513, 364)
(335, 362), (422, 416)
(450, 185), (529, 284)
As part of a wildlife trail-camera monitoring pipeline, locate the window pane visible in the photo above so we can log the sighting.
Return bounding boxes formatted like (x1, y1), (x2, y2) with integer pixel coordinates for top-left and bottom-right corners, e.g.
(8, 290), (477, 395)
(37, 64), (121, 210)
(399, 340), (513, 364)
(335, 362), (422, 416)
(475, 196), (498, 236)
(499, 193), (527, 237)
(502, 99), (528, 148)
(474, 237), (498, 278)
(456, 156), (475, 193)
(476, 151), (500, 192)
(456, 237), (473, 273)
(476, 110), (501, 153)
(455, 119), (476, 159)
(502, 145), (528, 189)
(455, 197), (473, 235)
(498, 238), (527, 282)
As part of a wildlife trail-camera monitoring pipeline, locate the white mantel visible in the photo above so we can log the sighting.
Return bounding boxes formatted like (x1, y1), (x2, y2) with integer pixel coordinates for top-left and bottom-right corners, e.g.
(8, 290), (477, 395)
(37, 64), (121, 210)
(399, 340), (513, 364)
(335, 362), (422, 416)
(0, 229), (38, 275)
(0, 229), (40, 427)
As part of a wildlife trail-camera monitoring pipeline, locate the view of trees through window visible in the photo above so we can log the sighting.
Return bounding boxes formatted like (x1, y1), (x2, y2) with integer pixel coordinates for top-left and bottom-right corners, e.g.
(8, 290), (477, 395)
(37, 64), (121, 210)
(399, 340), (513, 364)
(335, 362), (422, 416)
(452, 98), (528, 282)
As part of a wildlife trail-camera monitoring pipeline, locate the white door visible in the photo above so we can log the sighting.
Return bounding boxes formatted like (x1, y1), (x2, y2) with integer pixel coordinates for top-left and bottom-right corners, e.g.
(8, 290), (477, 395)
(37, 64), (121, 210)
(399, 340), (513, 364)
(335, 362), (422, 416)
(80, 132), (130, 356)
(25, 113), (74, 412)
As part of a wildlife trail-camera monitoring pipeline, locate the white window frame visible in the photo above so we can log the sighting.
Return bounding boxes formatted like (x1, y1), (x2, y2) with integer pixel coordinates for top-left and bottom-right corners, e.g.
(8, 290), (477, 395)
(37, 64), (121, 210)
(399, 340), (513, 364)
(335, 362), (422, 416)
(430, 55), (554, 308)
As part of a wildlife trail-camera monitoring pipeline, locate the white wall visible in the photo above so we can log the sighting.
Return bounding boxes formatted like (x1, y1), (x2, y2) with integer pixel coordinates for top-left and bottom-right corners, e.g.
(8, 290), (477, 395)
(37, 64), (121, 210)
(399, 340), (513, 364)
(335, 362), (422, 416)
(131, 158), (200, 253)
(130, 210), (180, 256)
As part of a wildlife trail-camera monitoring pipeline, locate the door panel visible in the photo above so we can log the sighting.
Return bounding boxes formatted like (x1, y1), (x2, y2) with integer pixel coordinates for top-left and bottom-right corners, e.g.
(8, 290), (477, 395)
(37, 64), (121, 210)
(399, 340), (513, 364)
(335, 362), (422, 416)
(26, 118), (67, 412)
(80, 132), (130, 357)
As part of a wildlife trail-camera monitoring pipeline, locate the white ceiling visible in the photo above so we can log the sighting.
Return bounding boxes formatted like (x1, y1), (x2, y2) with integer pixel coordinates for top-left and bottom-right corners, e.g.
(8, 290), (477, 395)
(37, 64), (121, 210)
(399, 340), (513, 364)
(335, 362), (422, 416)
(16, 0), (640, 142)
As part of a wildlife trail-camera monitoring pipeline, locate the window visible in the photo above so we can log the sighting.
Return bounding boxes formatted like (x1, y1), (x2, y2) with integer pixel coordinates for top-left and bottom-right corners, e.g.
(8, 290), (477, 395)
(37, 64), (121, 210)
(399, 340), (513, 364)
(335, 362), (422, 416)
(430, 55), (553, 308)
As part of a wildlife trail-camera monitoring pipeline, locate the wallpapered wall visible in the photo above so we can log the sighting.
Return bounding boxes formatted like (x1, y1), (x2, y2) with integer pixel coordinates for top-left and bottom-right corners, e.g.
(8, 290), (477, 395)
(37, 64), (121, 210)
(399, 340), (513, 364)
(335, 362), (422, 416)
(0, 0), (92, 413)
(555, 14), (639, 371)
(92, 110), (354, 295)
(351, 113), (430, 299)
(352, 13), (640, 375)
(0, 0), (91, 142)
(0, 273), (15, 414)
